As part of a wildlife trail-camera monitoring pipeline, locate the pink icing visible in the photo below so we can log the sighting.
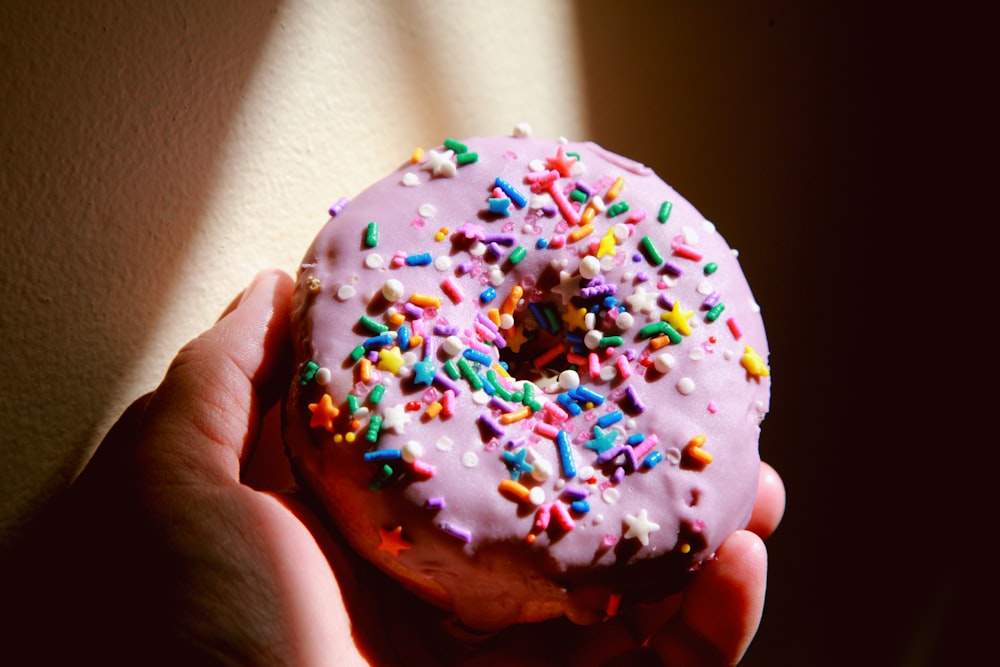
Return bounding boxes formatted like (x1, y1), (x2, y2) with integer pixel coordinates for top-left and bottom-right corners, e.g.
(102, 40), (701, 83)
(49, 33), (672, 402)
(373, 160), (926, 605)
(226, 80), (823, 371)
(283, 132), (771, 630)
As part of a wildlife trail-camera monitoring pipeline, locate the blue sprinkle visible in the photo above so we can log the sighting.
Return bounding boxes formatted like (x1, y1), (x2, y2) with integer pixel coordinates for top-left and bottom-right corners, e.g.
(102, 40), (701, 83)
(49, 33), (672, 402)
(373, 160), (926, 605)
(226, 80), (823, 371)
(556, 392), (583, 416)
(556, 430), (577, 479)
(363, 334), (394, 351)
(480, 286), (497, 303)
(570, 385), (605, 406)
(494, 177), (528, 208)
(643, 451), (664, 469)
(405, 253), (433, 266)
(462, 348), (492, 366)
(570, 500), (591, 514)
(363, 449), (402, 462)
(627, 433), (646, 446)
(488, 197), (512, 217)
(597, 411), (623, 428)
(536, 238), (549, 249)
(397, 325), (410, 350)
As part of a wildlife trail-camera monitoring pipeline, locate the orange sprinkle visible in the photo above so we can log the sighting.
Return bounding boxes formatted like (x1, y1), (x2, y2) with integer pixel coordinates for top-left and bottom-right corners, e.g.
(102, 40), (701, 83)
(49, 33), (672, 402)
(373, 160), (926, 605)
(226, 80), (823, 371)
(580, 204), (597, 225)
(498, 479), (531, 504)
(488, 307), (501, 327)
(502, 285), (523, 315)
(410, 147), (424, 163)
(500, 405), (532, 424)
(410, 293), (442, 308)
(650, 335), (671, 350)
(434, 226), (449, 241)
(408, 334), (423, 349)
(425, 401), (443, 419)
(606, 176), (625, 201)
(359, 358), (372, 383)
(388, 312), (406, 327)
(568, 223), (594, 243)
(684, 434), (712, 465)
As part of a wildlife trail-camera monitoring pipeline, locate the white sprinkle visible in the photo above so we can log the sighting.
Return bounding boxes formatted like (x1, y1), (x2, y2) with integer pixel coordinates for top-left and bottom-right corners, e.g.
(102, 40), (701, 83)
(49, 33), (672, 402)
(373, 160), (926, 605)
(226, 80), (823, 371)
(461, 452), (479, 468)
(615, 312), (634, 330)
(654, 353), (676, 373)
(436, 436), (454, 452)
(601, 487), (620, 504)
(530, 457), (553, 482)
(513, 122), (532, 138)
(418, 203), (436, 218)
(664, 448), (682, 465)
(528, 487), (546, 505)
(365, 253), (385, 269)
(499, 313), (515, 330)
(578, 465), (595, 480)
(382, 279), (404, 302)
(402, 172), (420, 186)
(599, 366), (616, 381)
(434, 255), (452, 271)
(315, 367), (331, 385)
(697, 280), (713, 295)
(443, 335), (464, 357)
(688, 347), (705, 361)
(580, 255), (601, 279)
(677, 377), (696, 395)
(336, 285), (356, 301)
(558, 370), (580, 390)
(471, 390), (491, 405)
(584, 329), (603, 350)
(401, 440), (423, 463)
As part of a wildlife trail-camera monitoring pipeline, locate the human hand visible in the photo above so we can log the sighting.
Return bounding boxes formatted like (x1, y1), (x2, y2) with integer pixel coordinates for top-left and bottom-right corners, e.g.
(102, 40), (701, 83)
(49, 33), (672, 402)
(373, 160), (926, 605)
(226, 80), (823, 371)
(4, 269), (784, 666)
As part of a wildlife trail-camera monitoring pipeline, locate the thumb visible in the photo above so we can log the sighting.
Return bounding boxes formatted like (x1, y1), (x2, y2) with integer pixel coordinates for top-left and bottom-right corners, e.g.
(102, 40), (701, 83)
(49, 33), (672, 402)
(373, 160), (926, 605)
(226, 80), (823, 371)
(137, 268), (295, 486)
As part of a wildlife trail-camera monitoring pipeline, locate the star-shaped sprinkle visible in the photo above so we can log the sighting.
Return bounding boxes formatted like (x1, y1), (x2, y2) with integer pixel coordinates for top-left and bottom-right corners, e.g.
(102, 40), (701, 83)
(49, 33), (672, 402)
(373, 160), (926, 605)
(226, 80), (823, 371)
(585, 425), (619, 454)
(740, 345), (770, 381)
(502, 447), (535, 481)
(506, 325), (529, 353)
(381, 403), (411, 435)
(625, 286), (658, 314)
(662, 300), (694, 336)
(412, 357), (437, 386)
(455, 222), (486, 240)
(421, 149), (457, 178)
(308, 393), (340, 431)
(562, 306), (588, 332)
(377, 525), (413, 557)
(488, 197), (512, 217)
(545, 145), (578, 177)
(551, 270), (579, 305)
(623, 509), (661, 546)
(596, 228), (618, 258)
(378, 347), (406, 375)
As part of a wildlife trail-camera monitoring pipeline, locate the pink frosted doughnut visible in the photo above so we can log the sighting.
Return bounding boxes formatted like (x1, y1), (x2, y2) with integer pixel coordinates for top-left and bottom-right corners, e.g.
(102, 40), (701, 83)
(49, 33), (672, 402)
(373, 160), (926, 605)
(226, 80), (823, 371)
(283, 128), (772, 630)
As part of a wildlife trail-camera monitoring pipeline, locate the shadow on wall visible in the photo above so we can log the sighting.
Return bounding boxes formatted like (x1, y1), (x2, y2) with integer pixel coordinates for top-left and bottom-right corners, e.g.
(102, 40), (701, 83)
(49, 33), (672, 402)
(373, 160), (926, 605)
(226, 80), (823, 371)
(0, 1), (280, 545)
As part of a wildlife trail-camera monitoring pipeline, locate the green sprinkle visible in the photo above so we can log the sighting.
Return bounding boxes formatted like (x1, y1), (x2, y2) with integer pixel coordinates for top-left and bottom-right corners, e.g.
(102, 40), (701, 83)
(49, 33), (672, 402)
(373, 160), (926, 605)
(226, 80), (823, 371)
(299, 360), (319, 385)
(443, 138), (468, 153)
(661, 322), (683, 344)
(365, 221), (379, 247)
(570, 189), (588, 203)
(640, 236), (664, 265)
(639, 322), (669, 339)
(486, 370), (514, 400)
(347, 394), (360, 414)
(366, 415), (383, 443)
(457, 358), (483, 390)
(567, 152), (581, 160)
(359, 315), (388, 334)
(704, 262), (718, 275)
(369, 463), (393, 491)
(444, 359), (461, 380)
(350, 345), (366, 362)
(456, 151), (479, 165)
(599, 335), (624, 348)
(706, 303), (726, 322)
(657, 201), (673, 223)
(369, 384), (386, 404)
(607, 201), (630, 218)
(509, 246), (527, 264)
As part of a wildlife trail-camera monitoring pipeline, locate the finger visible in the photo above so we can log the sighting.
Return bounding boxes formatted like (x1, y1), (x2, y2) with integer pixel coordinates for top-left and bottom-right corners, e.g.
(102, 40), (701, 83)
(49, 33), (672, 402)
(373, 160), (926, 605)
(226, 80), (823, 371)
(646, 530), (767, 666)
(137, 269), (294, 485)
(746, 461), (786, 539)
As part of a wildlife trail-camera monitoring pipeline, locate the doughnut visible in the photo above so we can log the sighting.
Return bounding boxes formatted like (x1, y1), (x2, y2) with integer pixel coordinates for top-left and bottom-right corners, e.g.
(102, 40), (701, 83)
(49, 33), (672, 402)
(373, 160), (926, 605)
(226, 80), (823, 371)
(283, 126), (772, 630)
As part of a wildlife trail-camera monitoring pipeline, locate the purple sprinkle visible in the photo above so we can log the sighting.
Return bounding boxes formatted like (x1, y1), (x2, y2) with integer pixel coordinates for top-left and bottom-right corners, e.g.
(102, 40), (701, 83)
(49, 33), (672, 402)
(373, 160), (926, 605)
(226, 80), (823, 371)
(702, 291), (721, 309)
(574, 180), (593, 196)
(433, 371), (462, 396)
(328, 196), (349, 216)
(596, 445), (625, 465)
(457, 261), (474, 275)
(479, 413), (506, 439)
(484, 233), (517, 245)
(623, 446), (639, 472)
(632, 253), (643, 262)
(490, 396), (518, 413)
(426, 497), (446, 510)
(611, 466), (626, 484)
(542, 203), (558, 217)
(662, 260), (684, 276)
(487, 242), (506, 259)
(434, 322), (459, 336)
(581, 284), (616, 298)
(439, 522), (472, 543)
(561, 485), (589, 501)
(625, 385), (646, 413)
(635, 271), (650, 282)
(404, 302), (424, 318)
(476, 313), (499, 332)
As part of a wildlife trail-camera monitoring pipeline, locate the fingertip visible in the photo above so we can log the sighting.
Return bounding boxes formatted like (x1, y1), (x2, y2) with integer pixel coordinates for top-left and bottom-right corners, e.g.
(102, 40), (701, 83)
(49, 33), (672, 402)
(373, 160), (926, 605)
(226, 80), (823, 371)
(747, 461), (786, 539)
(648, 531), (767, 665)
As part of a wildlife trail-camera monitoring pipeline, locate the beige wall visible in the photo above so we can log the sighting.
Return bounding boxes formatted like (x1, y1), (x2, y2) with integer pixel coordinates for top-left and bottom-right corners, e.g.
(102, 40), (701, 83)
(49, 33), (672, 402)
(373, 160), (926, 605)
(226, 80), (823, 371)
(5, 1), (936, 663)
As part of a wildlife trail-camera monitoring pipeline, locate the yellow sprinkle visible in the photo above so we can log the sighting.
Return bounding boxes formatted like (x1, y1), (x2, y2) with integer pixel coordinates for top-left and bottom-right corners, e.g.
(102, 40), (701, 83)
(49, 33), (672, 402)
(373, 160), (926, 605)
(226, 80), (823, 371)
(434, 226), (449, 242)
(345, 432), (356, 443)
(425, 401), (443, 419)
(606, 176), (625, 201)
(488, 308), (501, 327)
(499, 479), (531, 503)
(568, 224), (595, 243)
(333, 434), (344, 443)
(492, 362), (513, 379)
(500, 406), (532, 424)
(410, 293), (442, 308)
(410, 147), (424, 163)
(679, 542), (691, 554)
